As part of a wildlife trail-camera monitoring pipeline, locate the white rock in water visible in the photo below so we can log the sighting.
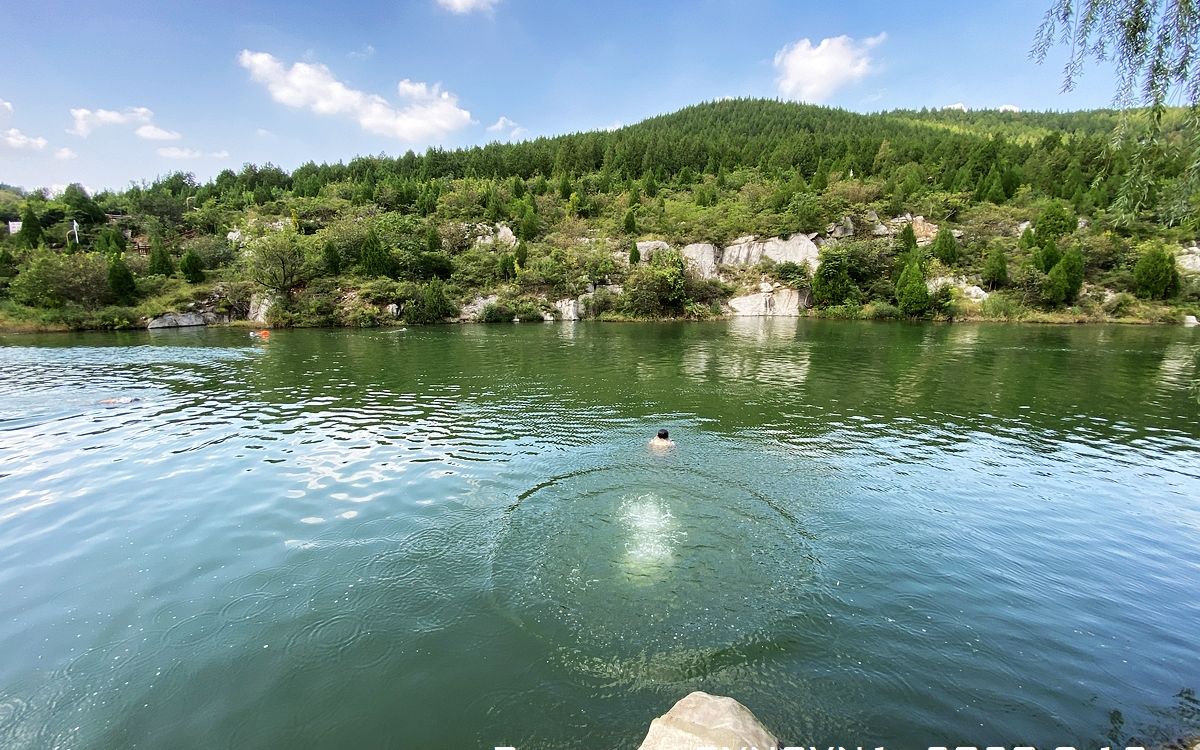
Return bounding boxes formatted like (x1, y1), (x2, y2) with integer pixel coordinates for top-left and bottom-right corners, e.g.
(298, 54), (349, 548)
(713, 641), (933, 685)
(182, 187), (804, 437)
(635, 240), (672, 261)
(1184, 315), (1198, 327)
(637, 692), (777, 750)
(682, 243), (719, 279)
(147, 312), (208, 329)
(554, 298), (580, 320)
(728, 288), (802, 317)
(721, 233), (819, 269)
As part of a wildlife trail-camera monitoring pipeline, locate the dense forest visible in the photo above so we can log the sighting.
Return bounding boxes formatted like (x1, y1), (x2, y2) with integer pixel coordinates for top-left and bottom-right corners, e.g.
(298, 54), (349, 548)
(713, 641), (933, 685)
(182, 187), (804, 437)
(0, 98), (1196, 330)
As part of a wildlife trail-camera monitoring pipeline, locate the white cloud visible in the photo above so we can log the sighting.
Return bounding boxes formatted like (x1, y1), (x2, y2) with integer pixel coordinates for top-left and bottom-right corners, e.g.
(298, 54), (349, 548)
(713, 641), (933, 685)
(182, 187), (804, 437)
(998, 103), (1021, 112)
(0, 98), (13, 116)
(348, 43), (375, 60)
(2, 128), (48, 150)
(68, 106), (153, 136)
(486, 115), (527, 140)
(941, 102), (968, 111)
(55, 147), (77, 160)
(238, 50), (472, 141)
(436, 0), (498, 13)
(135, 124), (183, 140)
(774, 32), (886, 103)
(256, 128), (275, 137)
(157, 146), (228, 160)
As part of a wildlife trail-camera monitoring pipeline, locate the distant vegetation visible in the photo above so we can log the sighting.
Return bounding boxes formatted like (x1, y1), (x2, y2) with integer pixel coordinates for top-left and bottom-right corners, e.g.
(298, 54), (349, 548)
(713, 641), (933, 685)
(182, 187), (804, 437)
(0, 99), (1196, 331)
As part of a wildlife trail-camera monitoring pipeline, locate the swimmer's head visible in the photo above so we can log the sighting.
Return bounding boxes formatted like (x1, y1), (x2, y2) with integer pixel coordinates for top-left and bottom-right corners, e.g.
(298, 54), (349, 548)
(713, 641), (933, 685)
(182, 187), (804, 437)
(657, 429), (669, 440)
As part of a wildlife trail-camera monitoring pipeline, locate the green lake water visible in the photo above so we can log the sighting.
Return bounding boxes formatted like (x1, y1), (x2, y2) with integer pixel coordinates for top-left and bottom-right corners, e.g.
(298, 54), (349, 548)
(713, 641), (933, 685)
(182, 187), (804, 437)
(1, 319), (1198, 749)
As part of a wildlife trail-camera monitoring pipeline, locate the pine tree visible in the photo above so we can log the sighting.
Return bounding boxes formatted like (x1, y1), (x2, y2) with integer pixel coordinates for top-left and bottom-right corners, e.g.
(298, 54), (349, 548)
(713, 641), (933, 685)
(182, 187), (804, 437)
(180, 249), (205, 283)
(1133, 242), (1181, 299)
(1019, 226), (1038, 250)
(982, 245), (1009, 289)
(897, 223), (918, 256)
(624, 208), (636, 234)
(426, 225), (442, 253)
(930, 227), (959, 265)
(359, 230), (395, 278)
(629, 242), (641, 265)
(148, 239), (174, 276)
(514, 241), (528, 269)
(1056, 247), (1085, 302)
(642, 173), (658, 198)
(895, 259), (930, 315)
(107, 256), (137, 304)
(322, 240), (341, 276)
(15, 206), (43, 249)
(558, 173), (572, 200)
(984, 173), (1007, 204)
(1033, 237), (1062, 274)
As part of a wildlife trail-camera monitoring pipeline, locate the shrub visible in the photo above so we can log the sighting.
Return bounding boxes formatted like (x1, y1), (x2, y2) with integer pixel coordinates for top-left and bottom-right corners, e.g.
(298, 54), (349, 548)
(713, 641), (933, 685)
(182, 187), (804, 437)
(183, 235), (234, 269)
(403, 278), (458, 323)
(107, 256), (137, 304)
(930, 227), (960, 265)
(180, 249), (205, 283)
(980, 292), (1023, 319)
(894, 259), (929, 315)
(1102, 292), (1136, 317)
(148, 240), (174, 276)
(11, 250), (111, 308)
(479, 302), (513, 323)
(811, 246), (859, 306)
(774, 261), (810, 288)
(981, 243), (1009, 289)
(1133, 241), (1180, 300)
(861, 301), (901, 319)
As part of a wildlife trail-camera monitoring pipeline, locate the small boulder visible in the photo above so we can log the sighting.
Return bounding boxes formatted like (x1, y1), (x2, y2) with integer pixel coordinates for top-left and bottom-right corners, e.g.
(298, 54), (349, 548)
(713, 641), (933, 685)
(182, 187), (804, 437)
(635, 240), (672, 262)
(637, 692), (777, 750)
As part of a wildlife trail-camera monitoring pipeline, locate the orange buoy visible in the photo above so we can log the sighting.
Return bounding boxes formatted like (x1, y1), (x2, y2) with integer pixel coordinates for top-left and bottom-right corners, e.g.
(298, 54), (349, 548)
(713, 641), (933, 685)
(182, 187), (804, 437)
(259, 329), (270, 338)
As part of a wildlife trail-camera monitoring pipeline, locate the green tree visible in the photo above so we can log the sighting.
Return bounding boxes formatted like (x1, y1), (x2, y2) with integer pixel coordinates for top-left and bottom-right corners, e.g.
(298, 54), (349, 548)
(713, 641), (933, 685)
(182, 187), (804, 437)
(558, 173), (572, 200)
(107, 255), (137, 303)
(982, 245), (1009, 289)
(514, 241), (528, 269)
(248, 231), (307, 294)
(629, 241), (641, 265)
(1132, 241), (1181, 299)
(642, 172), (658, 198)
(1035, 202), (1075, 243)
(1042, 263), (1069, 306)
(62, 183), (105, 226)
(358, 229), (395, 278)
(811, 247), (858, 306)
(148, 239), (174, 276)
(895, 259), (930, 315)
(624, 208), (636, 234)
(1055, 247), (1085, 302)
(425, 225), (442, 253)
(179, 249), (205, 283)
(1032, 237), (1062, 274)
(14, 205), (43, 249)
(404, 278), (458, 323)
(322, 240), (341, 276)
(1019, 226), (1038, 250)
(930, 227), (959, 265)
(10, 249), (111, 307)
(897, 223), (918, 256)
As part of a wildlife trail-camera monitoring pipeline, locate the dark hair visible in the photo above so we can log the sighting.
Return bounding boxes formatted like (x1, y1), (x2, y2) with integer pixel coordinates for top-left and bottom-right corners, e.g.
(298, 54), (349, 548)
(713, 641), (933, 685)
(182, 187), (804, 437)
(657, 429), (669, 439)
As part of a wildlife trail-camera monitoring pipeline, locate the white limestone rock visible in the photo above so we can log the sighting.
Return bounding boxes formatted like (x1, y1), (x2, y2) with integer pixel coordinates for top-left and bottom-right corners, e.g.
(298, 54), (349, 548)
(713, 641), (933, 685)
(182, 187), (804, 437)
(1177, 246), (1200, 275)
(963, 285), (990, 302)
(720, 233), (819, 269)
(637, 692), (777, 750)
(458, 295), (498, 322)
(682, 243), (719, 279)
(1183, 315), (1198, 327)
(554, 298), (580, 321)
(146, 312), (209, 329)
(635, 240), (672, 262)
(928, 275), (989, 301)
(248, 292), (276, 324)
(727, 288), (802, 317)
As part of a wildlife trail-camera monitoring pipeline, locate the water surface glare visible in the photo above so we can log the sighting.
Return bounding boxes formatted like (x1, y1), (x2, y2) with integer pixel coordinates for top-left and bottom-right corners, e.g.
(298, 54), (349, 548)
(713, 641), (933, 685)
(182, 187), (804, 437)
(0, 320), (1198, 749)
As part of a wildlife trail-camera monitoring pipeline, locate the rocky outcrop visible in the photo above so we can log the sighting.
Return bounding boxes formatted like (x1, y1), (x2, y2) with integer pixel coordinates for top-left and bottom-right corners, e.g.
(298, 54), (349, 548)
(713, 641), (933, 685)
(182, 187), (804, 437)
(554, 298), (580, 321)
(472, 223), (517, 248)
(722, 233), (819, 268)
(635, 240), (672, 262)
(249, 293), (275, 324)
(1178, 246), (1200, 275)
(727, 287), (804, 317)
(888, 214), (939, 245)
(681, 243), (719, 279)
(637, 692), (777, 750)
(458, 295), (498, 322)
(147, 312), (216, 329)
(928, 275), (989, 302)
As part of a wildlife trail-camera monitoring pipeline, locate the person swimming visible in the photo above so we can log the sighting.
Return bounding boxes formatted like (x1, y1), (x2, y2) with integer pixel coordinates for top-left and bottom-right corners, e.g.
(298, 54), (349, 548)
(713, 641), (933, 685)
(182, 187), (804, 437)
(648, 428), (675, 449)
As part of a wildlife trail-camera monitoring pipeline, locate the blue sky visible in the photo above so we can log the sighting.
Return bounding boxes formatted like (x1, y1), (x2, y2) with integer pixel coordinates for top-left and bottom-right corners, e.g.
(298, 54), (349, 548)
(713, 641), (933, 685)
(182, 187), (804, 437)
(0, 0), (1120, 194)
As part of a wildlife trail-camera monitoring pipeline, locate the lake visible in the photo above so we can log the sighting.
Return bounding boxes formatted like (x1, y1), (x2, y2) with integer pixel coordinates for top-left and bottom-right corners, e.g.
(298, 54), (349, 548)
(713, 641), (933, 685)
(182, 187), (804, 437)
(1, 319), (1198, 749)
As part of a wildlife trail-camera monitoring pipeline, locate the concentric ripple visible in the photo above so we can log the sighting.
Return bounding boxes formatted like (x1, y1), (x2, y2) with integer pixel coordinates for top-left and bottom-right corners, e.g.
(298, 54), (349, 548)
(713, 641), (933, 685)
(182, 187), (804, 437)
(490, 463), (818, 684)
